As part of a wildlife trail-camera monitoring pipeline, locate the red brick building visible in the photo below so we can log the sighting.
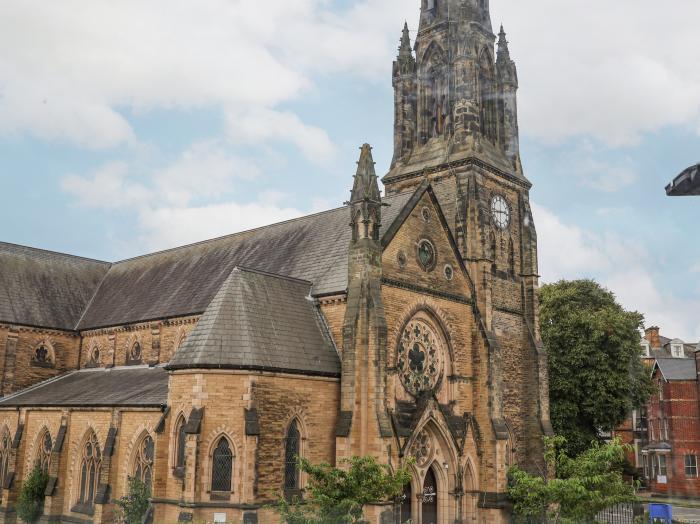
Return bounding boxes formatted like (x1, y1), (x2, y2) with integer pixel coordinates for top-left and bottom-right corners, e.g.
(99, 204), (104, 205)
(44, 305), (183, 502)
(638, 328), (700, 498)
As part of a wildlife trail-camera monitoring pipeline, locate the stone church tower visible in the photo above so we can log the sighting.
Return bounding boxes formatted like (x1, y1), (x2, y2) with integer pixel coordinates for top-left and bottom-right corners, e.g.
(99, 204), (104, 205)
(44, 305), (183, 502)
(0, 1), (549, 523)
(386, 0), (552, 463)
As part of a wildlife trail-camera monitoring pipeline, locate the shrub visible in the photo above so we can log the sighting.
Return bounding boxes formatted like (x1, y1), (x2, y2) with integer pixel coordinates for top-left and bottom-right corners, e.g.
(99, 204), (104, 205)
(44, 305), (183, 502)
(16, 464), (48, 524)
(113, 477), (150, 524)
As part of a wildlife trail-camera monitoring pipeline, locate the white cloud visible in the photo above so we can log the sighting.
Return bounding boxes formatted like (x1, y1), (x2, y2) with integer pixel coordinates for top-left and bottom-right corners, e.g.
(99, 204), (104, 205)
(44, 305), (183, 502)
(0, 0), (416, 157)
(226, 109), (336, 165)
(488, 0), (700, 145)
(138, 201), (304, 252)
(2, 0), (700, 151)
(61, 162), (150, 209)
(533, 202), (700, 342)
(61, 145), (306, 252)
(62, 141), (258, 208)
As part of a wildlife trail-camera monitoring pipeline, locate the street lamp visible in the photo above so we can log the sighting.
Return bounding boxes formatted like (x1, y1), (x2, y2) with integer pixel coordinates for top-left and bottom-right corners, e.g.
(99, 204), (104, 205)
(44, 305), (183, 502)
(666, 163), (700, 196)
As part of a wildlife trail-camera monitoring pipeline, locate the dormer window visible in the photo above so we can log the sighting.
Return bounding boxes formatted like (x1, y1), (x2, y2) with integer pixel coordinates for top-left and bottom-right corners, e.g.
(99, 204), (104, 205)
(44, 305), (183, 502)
(671, 344), (684, 358)
(641, 341), (651, 357)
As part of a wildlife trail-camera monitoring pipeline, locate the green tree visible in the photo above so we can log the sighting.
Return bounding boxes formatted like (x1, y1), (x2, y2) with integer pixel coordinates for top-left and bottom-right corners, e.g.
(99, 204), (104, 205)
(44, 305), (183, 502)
(16, 464), (48, 523)
(276, 456), (412, 524)
(508, 436), (638, 523)
(113, 477), (150, 524)
(539, 279), (653, 455)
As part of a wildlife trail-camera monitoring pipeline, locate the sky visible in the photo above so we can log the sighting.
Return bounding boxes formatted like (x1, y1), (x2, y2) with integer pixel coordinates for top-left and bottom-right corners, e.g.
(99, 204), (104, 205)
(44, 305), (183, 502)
(0, 0), (698, 341)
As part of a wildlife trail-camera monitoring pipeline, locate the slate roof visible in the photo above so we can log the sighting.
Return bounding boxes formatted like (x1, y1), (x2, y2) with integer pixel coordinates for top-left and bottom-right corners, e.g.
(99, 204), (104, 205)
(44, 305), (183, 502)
(0, 243), (110, 331)
(76, 192), (412, 330)
(654, 358), (697, 381)
(167, 268), (340, 375)
(0, 366), (168, 407)
(0, 192), (413, 331)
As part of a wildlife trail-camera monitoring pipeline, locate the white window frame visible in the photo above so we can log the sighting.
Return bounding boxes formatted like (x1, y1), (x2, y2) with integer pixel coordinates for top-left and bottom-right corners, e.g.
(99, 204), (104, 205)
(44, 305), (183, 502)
(658, 455), (667, 476)
(641, 341), (651, 357)
(685, 455), (698, 478)
(643, 455), (649, 478)
(672, 344), (684, 358)
(664, 419), (669, 441)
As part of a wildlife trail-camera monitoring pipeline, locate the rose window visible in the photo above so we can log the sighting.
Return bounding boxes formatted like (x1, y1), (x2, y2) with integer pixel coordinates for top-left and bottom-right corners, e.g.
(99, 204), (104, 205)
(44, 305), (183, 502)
(397, 319), (442, 396)
(410, 430), (433, 467)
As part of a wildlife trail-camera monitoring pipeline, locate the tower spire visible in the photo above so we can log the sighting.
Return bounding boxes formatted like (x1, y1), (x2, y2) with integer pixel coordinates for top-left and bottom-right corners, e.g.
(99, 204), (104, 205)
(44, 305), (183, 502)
(497, 24), (510, 63)
(349, 144), (382, 242)
(350, 144), (381, 204)
(399, 22), (412, 59)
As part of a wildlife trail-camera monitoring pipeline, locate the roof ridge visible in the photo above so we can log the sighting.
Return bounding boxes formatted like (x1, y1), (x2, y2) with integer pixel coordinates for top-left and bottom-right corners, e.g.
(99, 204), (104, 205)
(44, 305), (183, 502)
(110, 190), (415, 265)
(231, 266), (313, 285)
(73, 262), (116, 330)
(0, 369), (78, 402)
(0, 241), (111, 265)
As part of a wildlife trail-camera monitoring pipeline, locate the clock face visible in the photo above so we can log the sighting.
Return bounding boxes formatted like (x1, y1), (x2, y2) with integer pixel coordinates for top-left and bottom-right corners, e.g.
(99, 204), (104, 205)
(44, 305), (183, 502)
(491, 195), (510, 230)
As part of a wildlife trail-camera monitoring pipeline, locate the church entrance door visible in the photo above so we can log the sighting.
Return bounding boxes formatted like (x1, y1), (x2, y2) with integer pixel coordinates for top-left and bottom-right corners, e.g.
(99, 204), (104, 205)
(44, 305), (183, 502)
(421, 468), (438, 524)
(397, 482), (412, 524)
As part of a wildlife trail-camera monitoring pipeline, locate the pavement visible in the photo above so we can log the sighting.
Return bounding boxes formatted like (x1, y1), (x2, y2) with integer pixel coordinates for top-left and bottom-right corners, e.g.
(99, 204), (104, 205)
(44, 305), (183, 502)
(671, 505), (700, 523)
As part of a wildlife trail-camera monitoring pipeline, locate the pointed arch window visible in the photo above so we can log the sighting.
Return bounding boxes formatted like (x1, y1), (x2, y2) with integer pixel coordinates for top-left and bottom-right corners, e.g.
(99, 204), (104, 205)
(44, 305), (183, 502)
(77, 432), (101, 510)
(284, 420), (301, 492)
(174, 415), (187, 476)
(210, 437), (234, 496)
(0, 428), (10, 489)
(36, 430), (52, 473)
(133, 435), (154, 493)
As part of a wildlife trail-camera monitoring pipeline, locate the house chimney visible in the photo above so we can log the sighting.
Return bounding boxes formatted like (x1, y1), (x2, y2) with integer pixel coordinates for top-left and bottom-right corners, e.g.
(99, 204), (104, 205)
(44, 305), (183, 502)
(645, 326), (661, 348)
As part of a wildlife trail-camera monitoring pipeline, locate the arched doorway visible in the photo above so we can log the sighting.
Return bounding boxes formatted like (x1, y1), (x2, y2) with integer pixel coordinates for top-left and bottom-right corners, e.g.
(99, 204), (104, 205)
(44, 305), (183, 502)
(397, 481), (412, 524)
(422, 468), (438, 524)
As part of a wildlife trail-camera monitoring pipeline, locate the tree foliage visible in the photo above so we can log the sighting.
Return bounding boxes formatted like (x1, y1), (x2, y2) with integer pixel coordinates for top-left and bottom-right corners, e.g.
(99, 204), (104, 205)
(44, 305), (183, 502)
(508, 436), (638, 523)
(539, 279), (653, 455)
(113, 477), (150, 524)
(16, 464), (48, 523)
(276, 456), (412, 524)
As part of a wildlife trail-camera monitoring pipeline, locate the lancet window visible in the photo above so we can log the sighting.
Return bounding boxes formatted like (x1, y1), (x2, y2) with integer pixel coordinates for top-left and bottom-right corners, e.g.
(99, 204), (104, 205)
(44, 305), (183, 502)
(210, 437), (234, 494)
(132, 435), (154, 493)
(36, 430), (52, 473)
(284, 420), (301, 492)
(77, 432), (101, 509)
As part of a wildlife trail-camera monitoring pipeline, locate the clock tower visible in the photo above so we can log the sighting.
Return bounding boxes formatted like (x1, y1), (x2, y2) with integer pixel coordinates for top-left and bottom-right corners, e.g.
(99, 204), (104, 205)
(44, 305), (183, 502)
(383, 0), (553, 470)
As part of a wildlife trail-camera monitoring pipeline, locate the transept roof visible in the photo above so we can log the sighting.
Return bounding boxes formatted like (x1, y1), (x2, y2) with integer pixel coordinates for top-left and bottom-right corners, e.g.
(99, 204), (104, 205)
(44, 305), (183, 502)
(166, 267), (341, 376)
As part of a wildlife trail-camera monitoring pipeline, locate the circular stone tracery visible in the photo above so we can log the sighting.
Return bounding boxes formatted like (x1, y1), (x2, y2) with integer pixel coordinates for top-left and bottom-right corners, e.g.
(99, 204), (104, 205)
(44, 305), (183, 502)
(397, 319), (443, 396)
(410, 430), (433, 467)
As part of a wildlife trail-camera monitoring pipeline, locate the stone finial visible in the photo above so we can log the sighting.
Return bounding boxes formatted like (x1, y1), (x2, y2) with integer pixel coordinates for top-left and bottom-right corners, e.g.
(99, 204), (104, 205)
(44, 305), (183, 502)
(399, 22), (412, 57)
(349, 144), (382, 242)
(350, 144), (381, 204)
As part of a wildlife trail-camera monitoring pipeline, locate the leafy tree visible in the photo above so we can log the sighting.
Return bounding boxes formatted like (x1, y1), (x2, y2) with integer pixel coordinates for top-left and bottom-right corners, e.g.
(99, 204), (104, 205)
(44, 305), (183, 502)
(16, 464), (48, 523)
(276, 456), (412, 524)
(113, 477), (150, 524)
(508, 436), (638, 523)
(539, 279), (653, 455)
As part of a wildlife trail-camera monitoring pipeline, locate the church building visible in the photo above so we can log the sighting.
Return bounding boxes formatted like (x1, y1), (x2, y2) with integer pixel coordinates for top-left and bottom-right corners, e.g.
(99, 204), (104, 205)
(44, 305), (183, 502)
(0, 0), (551, 522)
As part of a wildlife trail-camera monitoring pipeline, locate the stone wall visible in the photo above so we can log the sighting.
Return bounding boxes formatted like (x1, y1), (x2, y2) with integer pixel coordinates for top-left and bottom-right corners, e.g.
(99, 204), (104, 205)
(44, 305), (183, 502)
(0, 325), (80, 396)
(159, 371), (340, 524)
